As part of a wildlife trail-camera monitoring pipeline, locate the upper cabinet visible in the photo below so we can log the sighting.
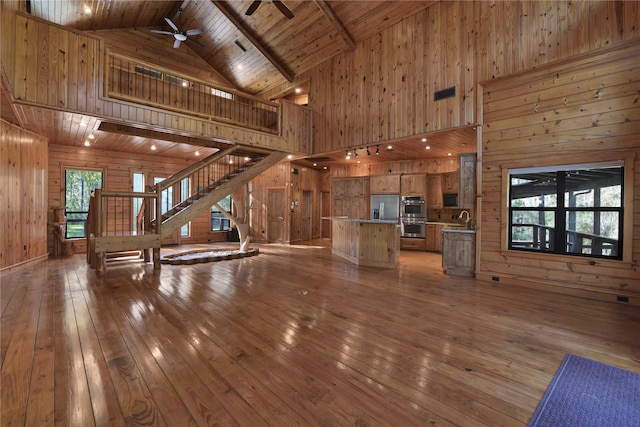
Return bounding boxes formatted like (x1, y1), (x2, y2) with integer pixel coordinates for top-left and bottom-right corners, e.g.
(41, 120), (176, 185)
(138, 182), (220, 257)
(442, 172), (459, 194)
(427, 175), (443, 208)
(332, 177), (370, 219)
(400, 174), (427, 196)
(370, 174), (400, 194)
(458, 153), (477, 209)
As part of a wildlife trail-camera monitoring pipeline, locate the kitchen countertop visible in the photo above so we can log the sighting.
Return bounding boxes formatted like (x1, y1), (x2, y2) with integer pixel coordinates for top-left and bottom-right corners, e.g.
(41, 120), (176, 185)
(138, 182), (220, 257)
(441, 228), (476, 233)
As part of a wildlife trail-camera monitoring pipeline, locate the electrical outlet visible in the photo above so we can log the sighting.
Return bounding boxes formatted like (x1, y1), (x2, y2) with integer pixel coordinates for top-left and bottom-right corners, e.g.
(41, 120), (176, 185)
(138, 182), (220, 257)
(617, 295), (629, 303)
(492, 276), (500, 282)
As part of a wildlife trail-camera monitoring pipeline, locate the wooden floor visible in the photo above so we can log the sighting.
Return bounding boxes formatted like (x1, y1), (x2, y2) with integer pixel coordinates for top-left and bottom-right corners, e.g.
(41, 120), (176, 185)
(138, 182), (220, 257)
(2, 241), (639, 426)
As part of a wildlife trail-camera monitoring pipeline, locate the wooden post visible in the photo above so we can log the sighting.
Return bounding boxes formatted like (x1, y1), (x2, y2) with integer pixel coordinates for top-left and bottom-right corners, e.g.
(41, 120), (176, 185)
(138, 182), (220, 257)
(153, 248), (161, 270)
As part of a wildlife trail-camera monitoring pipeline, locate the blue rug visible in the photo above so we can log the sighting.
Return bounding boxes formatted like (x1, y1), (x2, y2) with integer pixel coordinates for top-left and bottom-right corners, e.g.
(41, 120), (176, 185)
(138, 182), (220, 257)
(528, 354), (640, 426)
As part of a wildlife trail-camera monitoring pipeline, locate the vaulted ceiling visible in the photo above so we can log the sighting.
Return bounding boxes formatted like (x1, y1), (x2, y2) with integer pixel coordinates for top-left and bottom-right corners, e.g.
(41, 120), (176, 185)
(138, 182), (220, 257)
(26, 0), (436, 94)
(7, 0), (478, 164)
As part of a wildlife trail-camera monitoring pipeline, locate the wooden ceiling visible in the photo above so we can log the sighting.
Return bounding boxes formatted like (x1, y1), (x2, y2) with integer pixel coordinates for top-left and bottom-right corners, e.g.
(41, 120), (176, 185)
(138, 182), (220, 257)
(5, 1), (480, 165)
(25, 0), (436, 94)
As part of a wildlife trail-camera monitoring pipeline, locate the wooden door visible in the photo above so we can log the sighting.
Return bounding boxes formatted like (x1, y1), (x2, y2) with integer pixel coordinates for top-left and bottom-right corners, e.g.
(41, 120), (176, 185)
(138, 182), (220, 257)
(321, 192), (331, 239)
(267, 188), (286, 243)
(301, 191), (312, 241)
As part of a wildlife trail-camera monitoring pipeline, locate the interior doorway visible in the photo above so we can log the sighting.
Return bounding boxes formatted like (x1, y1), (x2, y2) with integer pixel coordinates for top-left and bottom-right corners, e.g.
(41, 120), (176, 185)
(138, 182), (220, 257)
(301, 191), (312, 241)
(267, 188), (286, 243)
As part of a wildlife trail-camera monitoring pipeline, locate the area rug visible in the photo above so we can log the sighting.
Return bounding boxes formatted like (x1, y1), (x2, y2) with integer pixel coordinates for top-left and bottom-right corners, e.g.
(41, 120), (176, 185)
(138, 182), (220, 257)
(160, 248), (259, 265)
(528, 353), (640, 426)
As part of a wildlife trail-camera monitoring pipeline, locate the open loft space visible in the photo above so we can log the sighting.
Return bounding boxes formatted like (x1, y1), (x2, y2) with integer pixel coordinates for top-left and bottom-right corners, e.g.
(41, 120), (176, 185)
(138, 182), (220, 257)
(2, 1), (640, 426)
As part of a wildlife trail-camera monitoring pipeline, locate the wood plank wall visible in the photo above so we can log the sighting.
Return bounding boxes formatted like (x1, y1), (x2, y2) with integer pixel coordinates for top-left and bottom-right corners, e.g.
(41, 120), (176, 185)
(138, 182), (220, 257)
(1, 120), (48, 271)
(480, 40), (640, 302)
(290, 0), (640, 155)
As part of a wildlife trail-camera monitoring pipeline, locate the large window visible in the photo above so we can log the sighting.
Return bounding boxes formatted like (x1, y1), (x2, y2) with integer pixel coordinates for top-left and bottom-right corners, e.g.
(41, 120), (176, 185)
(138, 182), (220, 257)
(211, 195), (232, 231)
(508, 162), (623, 259)
(65, 169), (103, 239)
(180, 177), (190, 237)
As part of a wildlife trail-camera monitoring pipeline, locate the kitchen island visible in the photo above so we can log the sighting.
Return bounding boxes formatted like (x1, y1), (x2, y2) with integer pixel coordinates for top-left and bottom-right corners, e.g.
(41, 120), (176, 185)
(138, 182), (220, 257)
(323, 217), (401, 268)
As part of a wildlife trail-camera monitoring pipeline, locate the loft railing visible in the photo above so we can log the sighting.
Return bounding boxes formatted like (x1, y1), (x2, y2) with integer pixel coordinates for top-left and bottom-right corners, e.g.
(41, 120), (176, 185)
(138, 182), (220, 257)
(105, 52), (280, 134)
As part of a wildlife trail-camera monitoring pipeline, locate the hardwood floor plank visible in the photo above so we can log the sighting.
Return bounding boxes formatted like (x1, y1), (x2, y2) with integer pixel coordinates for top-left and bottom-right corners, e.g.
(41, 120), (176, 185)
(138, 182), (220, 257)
(0, 266), (45, 426)
(1, 242), (638, 426)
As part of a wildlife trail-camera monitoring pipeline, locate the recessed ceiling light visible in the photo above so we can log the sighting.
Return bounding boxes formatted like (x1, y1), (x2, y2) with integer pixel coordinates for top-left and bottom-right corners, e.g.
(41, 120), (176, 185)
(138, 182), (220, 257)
(323, 166), (327, 170)
(287, 154), (293, 159)
(421, 138), (427, 142)
(357, 160), (361, 164)
(295, 88), (302, 94)
(386, 145), (393, 151)
(244, 156), (250, 161)
(83, 141), (90, 147)
(425, 146), (431, 150)
(237, 64), (244, 70)
(84, 6), (92, 14)
(229, 159), (233, 164)
(88, 134), (95, 139)
(313, 163), (317, 167)
(151, 144), (156, 151)
(195, 151), (200, 156)
(447, 152), (452, 156)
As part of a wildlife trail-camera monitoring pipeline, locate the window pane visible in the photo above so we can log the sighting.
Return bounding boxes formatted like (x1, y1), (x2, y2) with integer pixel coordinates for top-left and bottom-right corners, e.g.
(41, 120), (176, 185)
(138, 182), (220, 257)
(511, 210), (555, 251)
(212, 195), (232, 213)
(180, 178), (190, 237)
(565, 211), (619, 257)
(510, 173), (557, 208)
(65, 169), (102, 239)
(564, 167), (622, 208)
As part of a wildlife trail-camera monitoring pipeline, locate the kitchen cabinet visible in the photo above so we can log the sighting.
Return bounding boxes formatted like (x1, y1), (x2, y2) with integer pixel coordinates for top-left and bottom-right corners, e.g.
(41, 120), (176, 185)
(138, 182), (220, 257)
(400, 174), (427, 196)
(332, 177), (370, 219)
(427, 175), (443, 208)
(401, 237), (426, 250)
(442, 230), (476, 277)
(459, 153), (477, 209)
(442, 171), (459, 194)
(425, 224), (443, 252)
(370, 174), (400, 194)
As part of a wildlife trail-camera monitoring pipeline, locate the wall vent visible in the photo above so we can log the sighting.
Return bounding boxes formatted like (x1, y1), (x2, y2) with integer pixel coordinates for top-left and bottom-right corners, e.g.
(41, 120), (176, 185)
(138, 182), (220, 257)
(434, 86), (456, 101)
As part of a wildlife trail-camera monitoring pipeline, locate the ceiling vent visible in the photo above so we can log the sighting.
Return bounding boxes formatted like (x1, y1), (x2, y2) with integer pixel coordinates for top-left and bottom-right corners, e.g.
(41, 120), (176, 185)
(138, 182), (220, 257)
(434, 86), (456, 101)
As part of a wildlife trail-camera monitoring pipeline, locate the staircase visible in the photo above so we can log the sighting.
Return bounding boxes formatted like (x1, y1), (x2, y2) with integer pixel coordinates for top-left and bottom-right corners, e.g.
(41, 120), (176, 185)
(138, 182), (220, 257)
(87, 146), (286, 275)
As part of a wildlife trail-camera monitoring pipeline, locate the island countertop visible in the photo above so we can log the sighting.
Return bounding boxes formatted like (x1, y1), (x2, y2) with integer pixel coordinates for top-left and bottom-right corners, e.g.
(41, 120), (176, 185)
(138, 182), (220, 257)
(323, 217), (400, 268)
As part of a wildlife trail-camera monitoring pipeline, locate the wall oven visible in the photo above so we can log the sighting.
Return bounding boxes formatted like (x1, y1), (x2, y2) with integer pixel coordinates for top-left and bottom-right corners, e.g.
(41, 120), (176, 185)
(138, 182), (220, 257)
(401, 218), (426, 238)
(401, 196), (426, 217)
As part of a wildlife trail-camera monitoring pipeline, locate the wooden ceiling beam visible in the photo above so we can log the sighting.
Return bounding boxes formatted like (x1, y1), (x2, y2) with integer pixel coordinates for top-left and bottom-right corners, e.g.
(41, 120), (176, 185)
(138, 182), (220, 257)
(210, 0), (295, 83)
(97, 122), (232, 150)
(312, 0), (356, 51)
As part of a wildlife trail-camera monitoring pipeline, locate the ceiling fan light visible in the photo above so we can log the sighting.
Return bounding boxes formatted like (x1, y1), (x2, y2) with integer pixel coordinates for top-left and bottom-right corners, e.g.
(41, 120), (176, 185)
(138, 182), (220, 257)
(175, 33), (187, 42)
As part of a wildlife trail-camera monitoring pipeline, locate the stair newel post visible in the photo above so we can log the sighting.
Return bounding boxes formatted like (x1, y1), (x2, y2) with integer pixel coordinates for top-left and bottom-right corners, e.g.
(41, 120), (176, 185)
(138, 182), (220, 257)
(153, 182), (162, 270)
(94, 188), (106, 276)
(143, 188), (152, 262)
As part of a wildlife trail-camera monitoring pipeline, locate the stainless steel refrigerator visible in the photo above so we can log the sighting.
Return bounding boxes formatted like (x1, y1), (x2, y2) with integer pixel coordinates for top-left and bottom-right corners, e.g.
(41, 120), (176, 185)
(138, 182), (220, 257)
(370, 194), (400, 221)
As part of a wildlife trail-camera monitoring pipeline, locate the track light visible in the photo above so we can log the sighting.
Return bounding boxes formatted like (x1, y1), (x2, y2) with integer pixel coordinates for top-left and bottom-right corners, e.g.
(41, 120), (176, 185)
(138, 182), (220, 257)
(366, 147), (371, 156)
(375, 145), (380, 155)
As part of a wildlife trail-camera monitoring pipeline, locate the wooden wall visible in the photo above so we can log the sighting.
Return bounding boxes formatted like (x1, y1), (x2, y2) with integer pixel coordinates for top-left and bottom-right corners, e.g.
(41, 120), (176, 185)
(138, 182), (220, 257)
(1, 120), (48, 271)
(479, 40), (640, 303)
(298, 0), (640, 155)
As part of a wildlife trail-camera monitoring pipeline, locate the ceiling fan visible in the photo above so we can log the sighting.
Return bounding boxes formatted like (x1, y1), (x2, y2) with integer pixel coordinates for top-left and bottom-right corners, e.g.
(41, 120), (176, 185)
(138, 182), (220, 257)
(246, 0), (294, 19)
(151, 16), (203, 49)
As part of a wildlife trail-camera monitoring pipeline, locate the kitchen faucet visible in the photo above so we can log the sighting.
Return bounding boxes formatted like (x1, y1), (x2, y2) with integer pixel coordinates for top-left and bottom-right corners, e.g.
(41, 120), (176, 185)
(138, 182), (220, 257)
(459, 210), (473, 229)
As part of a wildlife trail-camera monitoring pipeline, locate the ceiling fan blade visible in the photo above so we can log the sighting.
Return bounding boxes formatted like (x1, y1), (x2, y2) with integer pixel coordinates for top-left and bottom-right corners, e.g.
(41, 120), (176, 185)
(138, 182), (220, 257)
(150, 30), (174, 35)
(173, 39), (182, 49)
(246, 1), (261, 16)
(165, 17), (180, 33)
(273, 1), (294, 19)
(185, 28), (202, 36)
(186, 38), (204, 49)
